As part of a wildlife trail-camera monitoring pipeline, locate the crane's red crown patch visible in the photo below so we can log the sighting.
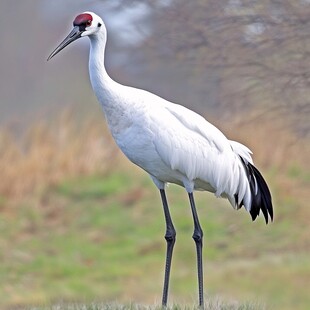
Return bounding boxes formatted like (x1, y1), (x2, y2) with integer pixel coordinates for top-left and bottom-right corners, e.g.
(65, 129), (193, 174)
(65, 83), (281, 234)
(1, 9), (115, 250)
(73, 13), (93, 27)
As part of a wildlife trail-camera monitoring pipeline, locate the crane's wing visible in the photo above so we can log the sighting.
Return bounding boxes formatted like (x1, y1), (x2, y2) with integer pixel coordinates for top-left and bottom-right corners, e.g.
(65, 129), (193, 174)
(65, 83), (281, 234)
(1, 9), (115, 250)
(149, 102), (249, 199)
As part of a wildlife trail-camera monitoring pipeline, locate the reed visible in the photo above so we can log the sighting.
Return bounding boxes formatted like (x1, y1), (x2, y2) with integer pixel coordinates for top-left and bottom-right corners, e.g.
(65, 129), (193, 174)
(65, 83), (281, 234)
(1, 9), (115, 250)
(0, 111), (307, 199)
(0, 112), (117, 198)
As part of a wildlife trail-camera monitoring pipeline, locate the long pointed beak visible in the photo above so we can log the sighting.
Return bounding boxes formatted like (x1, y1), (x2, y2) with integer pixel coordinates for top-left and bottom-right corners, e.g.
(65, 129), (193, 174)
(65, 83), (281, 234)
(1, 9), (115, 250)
(47, 26), (83, 61)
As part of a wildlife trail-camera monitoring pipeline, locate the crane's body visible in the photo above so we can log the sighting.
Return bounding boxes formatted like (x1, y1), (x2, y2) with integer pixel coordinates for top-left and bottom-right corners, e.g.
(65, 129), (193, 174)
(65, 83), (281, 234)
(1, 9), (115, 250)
(88, 27), (254, 209)
(48, 12), (273, 308)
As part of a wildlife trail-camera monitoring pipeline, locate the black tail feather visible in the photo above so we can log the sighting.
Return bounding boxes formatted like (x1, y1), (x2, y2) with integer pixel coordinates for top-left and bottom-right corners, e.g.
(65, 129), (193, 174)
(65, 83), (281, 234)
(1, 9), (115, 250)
(239, 156), (273, 224)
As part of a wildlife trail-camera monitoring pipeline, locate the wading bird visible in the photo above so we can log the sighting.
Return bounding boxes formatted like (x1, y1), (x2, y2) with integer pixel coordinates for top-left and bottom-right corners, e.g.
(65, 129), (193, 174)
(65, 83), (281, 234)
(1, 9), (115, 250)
(48, 12), (273, 308)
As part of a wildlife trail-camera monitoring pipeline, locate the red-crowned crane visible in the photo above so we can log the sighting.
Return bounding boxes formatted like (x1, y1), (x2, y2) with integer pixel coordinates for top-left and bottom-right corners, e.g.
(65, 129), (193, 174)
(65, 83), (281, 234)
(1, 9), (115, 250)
(48, 12), (273, 308)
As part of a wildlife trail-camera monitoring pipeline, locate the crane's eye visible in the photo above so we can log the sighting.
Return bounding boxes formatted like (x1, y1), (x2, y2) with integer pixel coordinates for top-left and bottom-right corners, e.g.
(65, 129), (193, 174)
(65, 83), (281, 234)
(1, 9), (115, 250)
(86, 20), (92, 27)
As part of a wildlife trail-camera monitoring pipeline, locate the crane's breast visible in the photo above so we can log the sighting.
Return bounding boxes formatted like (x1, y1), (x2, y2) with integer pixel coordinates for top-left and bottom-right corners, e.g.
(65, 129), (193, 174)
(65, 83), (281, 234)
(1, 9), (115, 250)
(112, 119), (185, 185)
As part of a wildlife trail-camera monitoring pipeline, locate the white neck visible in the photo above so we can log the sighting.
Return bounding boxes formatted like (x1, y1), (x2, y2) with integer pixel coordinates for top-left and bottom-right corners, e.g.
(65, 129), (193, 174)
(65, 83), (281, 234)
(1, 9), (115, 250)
(88, 31), (122, 111)
(88, 30), (134, 137)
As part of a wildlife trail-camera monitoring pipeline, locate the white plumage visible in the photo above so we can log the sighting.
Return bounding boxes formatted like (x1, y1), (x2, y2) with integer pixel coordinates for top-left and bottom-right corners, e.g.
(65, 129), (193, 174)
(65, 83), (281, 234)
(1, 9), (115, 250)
(48, 12), (273, 307)
(87, 16), (258, 213)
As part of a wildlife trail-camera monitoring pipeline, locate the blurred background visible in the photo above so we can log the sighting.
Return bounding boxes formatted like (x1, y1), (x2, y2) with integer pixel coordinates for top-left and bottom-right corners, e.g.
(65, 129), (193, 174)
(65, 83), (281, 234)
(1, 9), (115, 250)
(0, 0), (309, 309)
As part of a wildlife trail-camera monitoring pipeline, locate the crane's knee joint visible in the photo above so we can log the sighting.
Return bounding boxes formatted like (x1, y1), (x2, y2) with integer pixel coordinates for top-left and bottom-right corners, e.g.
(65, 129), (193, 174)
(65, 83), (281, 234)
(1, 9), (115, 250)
(165, 235), (176, 244)
(165, 227), (176, 243)
(192, 229), (203, 243)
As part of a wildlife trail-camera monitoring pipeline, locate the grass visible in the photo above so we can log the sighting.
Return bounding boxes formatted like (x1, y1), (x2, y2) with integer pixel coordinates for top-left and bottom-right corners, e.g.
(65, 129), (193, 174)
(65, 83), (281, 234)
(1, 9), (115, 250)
(0, 112), (117, 198)
(0, 166), (309, 309)
(28, 300), (265, 310)
(0, 114), (309, 309)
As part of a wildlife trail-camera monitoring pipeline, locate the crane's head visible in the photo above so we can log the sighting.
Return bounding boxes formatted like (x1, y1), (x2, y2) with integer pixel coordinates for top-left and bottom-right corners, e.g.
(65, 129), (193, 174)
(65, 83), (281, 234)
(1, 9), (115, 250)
(48, 12), (104, 61)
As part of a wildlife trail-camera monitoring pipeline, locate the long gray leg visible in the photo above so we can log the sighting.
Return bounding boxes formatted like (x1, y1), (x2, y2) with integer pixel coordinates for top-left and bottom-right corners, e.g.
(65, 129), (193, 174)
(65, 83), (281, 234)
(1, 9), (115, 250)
(160, 189), (176, 307)
(188, 192), (204, 308)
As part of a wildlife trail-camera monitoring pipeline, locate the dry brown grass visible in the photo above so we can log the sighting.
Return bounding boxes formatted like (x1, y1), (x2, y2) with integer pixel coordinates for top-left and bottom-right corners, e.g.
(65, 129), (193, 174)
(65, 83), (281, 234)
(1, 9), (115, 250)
(0, 111), (308, 199)
(0, 112), (118, 198)
(218, 115), (309, 170)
